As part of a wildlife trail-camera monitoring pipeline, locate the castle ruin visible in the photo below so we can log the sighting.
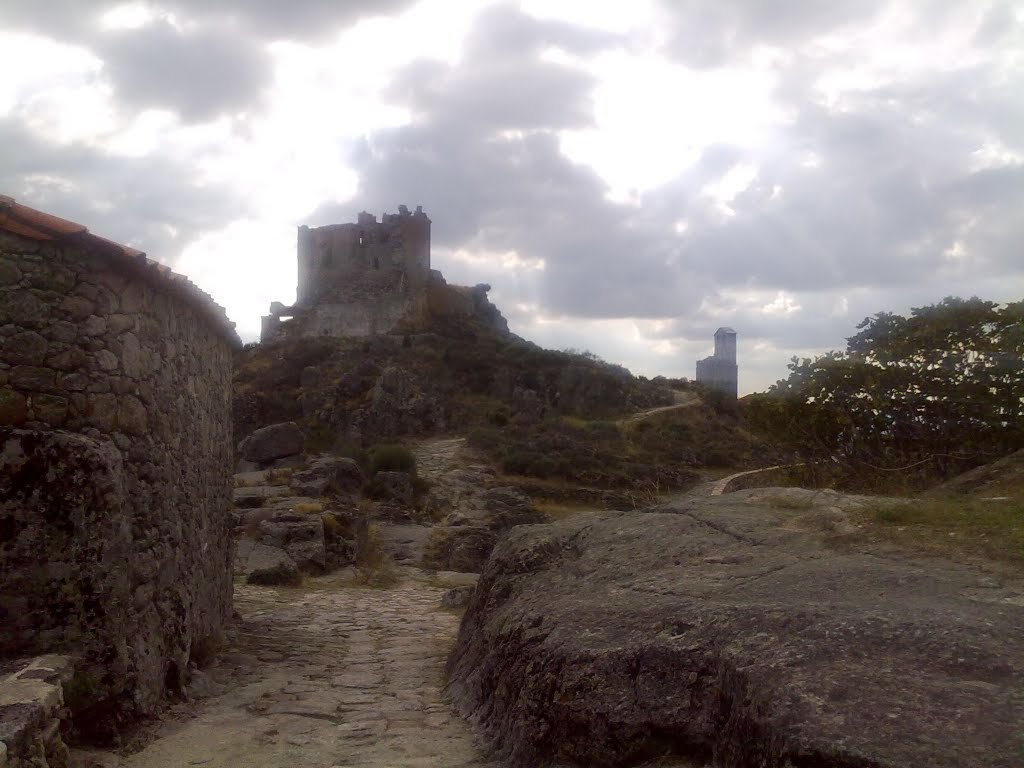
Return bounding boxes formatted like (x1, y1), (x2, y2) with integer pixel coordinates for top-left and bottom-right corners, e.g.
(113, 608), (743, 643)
(696, 327), (738, 399)
(261, 206), (507, 342)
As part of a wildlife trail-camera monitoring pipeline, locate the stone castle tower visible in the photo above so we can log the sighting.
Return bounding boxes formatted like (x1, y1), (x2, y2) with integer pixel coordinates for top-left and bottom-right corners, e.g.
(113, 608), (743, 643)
(262, 205), (432, 341)
(696, 327), (738, 399)
(260, 205), (510, 343)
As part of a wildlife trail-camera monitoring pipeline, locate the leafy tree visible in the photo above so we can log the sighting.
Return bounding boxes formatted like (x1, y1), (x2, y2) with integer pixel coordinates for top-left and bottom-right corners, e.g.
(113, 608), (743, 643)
(747, 297), (1024, 489)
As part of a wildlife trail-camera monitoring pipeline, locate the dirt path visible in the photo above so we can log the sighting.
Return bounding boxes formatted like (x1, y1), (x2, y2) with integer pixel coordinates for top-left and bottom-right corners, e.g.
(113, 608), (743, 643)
(92, 573), (498, 768)
(621, 391), (700, 423)
(413, 436), (470, 479)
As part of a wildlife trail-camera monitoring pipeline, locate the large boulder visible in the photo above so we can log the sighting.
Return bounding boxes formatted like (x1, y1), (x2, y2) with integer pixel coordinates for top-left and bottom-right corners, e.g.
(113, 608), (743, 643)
(256, 511), (326, 574)
(234, 539), (297, 579)
(422, 525), (496, 573)
(446, 496), (1024, 768)
(288, 455), (364, 498)
(238, 422), (304, 464)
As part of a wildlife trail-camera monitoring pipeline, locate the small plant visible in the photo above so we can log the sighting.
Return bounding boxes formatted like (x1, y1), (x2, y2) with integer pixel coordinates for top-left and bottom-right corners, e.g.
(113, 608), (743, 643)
(321, 512), (346, 536)
(368, 443), (416, 476)
(293, 501), (323, 514)
(354, 522), (399, 588)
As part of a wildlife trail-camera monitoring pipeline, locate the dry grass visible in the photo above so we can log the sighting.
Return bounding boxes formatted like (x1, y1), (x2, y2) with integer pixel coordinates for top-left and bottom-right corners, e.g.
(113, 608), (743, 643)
(854, 495), (1024, 567)
(353, 522), (400, 588)
(266, 467), (294, 486)
(292, 501), (323, 514)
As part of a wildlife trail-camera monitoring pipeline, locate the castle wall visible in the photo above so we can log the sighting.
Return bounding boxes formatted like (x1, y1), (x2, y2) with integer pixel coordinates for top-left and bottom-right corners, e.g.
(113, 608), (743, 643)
(0, 230), (236, 716)
(296, 207), (430, 308)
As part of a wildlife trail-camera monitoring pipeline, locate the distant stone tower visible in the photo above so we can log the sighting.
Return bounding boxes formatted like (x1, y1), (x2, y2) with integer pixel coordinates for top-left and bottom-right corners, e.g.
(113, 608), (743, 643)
(696, 327), (738, 399)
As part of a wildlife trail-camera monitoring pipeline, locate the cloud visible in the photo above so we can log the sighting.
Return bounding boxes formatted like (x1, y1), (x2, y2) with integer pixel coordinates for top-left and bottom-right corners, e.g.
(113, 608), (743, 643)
(0, 0), (417, 42)
(96, 21), (271, 120)
(0, 117), (249, 266)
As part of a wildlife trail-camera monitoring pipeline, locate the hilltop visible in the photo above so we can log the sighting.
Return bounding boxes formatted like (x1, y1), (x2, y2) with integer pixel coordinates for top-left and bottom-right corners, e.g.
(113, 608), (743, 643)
(233, 315), (773, 508)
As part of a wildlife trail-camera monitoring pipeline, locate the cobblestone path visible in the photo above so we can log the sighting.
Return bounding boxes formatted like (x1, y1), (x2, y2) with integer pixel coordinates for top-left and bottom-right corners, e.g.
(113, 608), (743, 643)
(112, 573), (499, 768)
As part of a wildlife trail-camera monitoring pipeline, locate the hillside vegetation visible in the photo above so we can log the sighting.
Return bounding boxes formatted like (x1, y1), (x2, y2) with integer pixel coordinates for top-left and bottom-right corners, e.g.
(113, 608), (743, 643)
(234, 317), (770, 505)
(746, 297), (1024, 493)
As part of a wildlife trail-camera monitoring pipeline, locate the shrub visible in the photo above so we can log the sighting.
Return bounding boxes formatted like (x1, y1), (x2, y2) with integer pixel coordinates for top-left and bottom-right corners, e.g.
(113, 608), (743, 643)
(369, 444), (416, 476)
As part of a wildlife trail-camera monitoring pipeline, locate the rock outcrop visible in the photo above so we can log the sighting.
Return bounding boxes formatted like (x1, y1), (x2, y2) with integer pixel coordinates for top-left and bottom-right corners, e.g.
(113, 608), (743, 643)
(237, 421), (304, 466)
(446, 495), (1024, 767)
(422, 469), (546, 573)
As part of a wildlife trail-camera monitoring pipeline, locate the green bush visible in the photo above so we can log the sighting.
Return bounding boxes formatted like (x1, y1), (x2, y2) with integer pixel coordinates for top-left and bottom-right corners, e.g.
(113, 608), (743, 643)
(369, 443), (417, 476)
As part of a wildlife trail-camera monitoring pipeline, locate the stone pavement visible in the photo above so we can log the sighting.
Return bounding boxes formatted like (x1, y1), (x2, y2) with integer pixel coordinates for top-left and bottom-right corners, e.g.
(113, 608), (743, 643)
(97, 572), (500, 768)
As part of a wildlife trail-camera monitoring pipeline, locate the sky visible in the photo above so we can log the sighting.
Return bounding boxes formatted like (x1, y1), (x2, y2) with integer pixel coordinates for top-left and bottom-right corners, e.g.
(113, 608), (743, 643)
(1, 0), (1022, 394)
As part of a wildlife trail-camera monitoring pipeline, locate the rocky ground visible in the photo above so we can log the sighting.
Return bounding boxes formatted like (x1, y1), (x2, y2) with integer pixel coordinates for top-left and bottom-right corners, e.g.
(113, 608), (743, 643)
(446, 493), (1024, 768)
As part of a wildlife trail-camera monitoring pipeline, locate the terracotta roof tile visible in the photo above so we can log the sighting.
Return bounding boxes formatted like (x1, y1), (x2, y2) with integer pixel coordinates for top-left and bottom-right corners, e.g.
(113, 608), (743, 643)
(0, 196), (240, 347)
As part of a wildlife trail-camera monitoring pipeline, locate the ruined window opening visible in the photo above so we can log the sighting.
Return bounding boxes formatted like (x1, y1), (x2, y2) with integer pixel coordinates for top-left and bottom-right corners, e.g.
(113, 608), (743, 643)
(373, 256), (380, 270)
(279, 316), (294, 323)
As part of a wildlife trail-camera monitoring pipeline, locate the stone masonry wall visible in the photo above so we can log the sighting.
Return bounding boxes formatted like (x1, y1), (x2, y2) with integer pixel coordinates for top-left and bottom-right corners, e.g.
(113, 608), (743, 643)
(0, 231), (235, 717)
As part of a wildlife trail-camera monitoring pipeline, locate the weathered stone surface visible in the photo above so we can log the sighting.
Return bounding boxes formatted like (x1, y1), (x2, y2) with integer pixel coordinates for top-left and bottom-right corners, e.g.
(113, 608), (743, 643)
(351, 367), (445, 438)
(0, 389), (27, 426)
(238, 421), (304, 464)
(0, 231), (237, 723)
(0, 430), (131, 704)
(371, 471), (414, 505)
(233, 539), (298, 579)
(446, 498), (1024, 768)
(0, 654), (75, 768)
(232, 484), (294, 509)
(440, 585), (475, 609)
(455, 486), (545, 532)
(257, 512), (327, 574)
(288, 455), (364, 498)
(422, 526), (496, 573)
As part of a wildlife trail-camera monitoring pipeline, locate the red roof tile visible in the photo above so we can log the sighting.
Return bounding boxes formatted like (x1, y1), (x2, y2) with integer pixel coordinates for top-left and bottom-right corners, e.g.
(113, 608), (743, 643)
(0, 196), (240, 347)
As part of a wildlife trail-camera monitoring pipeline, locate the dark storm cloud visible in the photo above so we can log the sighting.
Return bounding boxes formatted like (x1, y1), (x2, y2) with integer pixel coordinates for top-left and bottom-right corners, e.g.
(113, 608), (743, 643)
(96, 21), (271, 120)
(0, 118), (248, 263)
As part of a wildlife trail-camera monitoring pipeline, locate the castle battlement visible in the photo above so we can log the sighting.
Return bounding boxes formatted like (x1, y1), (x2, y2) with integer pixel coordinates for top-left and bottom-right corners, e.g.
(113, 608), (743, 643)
(296, 205), (431, 308)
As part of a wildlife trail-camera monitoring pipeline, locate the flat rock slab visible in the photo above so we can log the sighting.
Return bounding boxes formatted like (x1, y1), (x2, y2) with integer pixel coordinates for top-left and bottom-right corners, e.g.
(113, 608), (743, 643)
(446, 497), (1024, 768)
(94, 576), (503, 768)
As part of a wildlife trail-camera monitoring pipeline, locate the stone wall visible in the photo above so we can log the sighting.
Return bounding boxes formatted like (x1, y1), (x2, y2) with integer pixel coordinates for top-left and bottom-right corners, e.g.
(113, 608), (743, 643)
(296, 206), (431, 308)
(0, 229), (236, 718)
